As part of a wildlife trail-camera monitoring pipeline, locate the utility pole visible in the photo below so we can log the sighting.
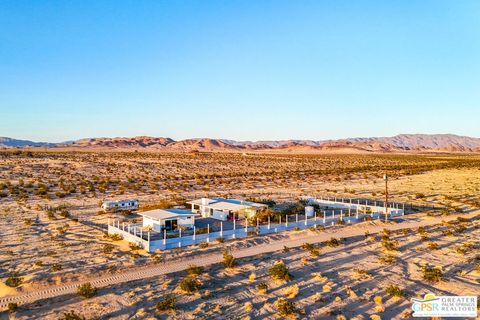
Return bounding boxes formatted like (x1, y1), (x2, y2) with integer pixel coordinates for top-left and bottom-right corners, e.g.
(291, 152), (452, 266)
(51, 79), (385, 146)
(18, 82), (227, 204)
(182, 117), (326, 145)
(384, 173), (388, 222)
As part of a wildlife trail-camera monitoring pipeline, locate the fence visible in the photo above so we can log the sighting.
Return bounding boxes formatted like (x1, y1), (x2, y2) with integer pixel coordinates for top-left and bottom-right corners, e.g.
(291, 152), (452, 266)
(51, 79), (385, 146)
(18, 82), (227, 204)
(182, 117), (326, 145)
(302, 196), (405, 215)
(107, 207), (399, 252)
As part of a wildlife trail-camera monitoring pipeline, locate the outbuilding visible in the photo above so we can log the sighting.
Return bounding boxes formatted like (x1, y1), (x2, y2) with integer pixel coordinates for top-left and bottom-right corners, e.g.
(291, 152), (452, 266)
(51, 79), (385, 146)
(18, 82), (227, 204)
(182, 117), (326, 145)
(138, 208), (198, 232)
(186, 198), (267, 221)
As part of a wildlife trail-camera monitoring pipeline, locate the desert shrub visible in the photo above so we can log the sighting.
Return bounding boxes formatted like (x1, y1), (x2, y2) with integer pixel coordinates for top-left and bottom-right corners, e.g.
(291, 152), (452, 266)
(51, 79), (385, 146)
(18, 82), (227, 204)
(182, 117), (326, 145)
(325, 237), (340, 247)
(428, 242), (439, 250)
(222, 250), (236, 269)
(301, 242), (314, 251)
(50, 263), (62, 272)
(283, 284), (299, 298)
(216, 236), (225, 243)
(269, 261), (291, 281)
(102, 243), (114, 254)
(7, 302), (18, 313)
(275, 298), (297, 317)
(309, 248), (320, 257)
(59, 311), (87, 320)
(179, 277), (200, 293)
(186, 264), (203, 276)
(156, 294), (176, 311)
(353, 268), (371, 279)
(108, 233), (123, 241)
(378, 254), (396, 264)
(198, 242), (208, 248)
(283, 245), (290, 252)
(381, 239), (398, 251)
(5, 274), (22, 287)
(386, 284), (404, 297)
(257, 282), (268, 294)
(77, 282), (97, 298)
(422, 265), (444, 283)
(129, 242), (142, 251)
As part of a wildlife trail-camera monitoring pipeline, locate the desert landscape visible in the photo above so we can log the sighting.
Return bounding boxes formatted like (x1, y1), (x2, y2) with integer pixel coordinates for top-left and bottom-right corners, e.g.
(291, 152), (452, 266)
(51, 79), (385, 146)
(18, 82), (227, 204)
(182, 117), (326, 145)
(0, 150), (479, 319)
(2, 1), (480, 318)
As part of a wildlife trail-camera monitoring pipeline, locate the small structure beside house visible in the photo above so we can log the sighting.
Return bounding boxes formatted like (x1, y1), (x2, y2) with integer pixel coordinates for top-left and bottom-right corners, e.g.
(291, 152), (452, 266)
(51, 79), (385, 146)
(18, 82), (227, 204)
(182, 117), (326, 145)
(138, 208), (197, 232)
(102, 199), (139, 212)
(187, 198), (267, 221)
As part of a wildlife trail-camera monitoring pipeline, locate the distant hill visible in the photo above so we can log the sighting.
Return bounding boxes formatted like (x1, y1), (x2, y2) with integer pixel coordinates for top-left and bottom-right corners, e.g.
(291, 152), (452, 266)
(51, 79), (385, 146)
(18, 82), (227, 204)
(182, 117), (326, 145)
(0, 137), (57, 148)
(2, 134), (480, 153)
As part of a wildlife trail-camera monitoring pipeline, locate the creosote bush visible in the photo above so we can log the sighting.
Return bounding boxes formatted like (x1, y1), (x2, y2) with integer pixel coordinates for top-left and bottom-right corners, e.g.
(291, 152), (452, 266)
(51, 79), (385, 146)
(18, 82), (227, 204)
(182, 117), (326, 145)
(156, 294), (177, 311)
(422, 265), (444, 283)
(59, 311), (87, 320)
(386, 284), (404, 297)
(222, 250), (236, 269)
(5, 274), (23, 287)
(325, 237), (340, 247)
(186, 264), (203, 276)
(7, 303), (18, 313)
(179, 277), (200, 294)
(257, 282), (268, 294)
(275, 298), (297, 317)
(77, 282), (97, 298)
(269, 261), (291, 281)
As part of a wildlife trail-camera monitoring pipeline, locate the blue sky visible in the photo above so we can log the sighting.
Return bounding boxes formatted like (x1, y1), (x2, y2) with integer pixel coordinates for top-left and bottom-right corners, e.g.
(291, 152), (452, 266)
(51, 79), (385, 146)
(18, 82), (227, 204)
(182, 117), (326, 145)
(1, 0), (479, 142)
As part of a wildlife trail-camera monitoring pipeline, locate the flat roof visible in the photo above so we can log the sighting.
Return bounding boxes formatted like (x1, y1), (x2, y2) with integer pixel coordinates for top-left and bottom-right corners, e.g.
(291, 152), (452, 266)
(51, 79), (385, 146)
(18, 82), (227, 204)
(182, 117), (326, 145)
(137, 208), (198, 221)
(186, 198), (267, 212)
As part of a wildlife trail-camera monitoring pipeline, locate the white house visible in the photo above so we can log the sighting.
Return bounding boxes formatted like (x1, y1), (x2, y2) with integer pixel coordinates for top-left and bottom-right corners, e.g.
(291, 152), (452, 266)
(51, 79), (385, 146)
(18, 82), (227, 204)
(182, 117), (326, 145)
(186, 198), (268, 221)
(102, 199), (139, 212)
(137, 208), (197, 232)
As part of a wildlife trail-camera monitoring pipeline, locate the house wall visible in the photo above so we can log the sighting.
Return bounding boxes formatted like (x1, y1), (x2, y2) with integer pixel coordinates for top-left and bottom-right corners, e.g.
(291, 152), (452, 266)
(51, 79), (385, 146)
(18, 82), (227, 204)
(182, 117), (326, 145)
(177, 216), (195, 228)
(143, 217), (163, 232)
(212, 210), (228, 221)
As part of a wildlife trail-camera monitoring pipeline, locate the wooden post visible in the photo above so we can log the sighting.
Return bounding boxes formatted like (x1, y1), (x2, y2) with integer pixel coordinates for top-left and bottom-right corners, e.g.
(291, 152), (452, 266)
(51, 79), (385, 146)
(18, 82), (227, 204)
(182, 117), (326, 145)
(147, 232), (150, 242)
(193, 226), (196, 241)
(163, 229), (166, 245)
(323, 211), (326, 224)
(220, 221), (223, 237)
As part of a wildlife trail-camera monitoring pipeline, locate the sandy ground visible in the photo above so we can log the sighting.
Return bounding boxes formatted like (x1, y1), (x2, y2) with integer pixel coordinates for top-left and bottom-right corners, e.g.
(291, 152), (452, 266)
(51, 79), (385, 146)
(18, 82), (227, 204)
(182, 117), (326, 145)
(3, 213), (479, 319)
(1, 153), (479, 318)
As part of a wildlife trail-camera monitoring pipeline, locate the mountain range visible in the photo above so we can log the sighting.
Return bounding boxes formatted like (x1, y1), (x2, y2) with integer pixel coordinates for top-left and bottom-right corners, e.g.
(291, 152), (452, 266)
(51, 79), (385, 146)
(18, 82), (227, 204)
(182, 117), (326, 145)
(1, 134), (480, 153)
